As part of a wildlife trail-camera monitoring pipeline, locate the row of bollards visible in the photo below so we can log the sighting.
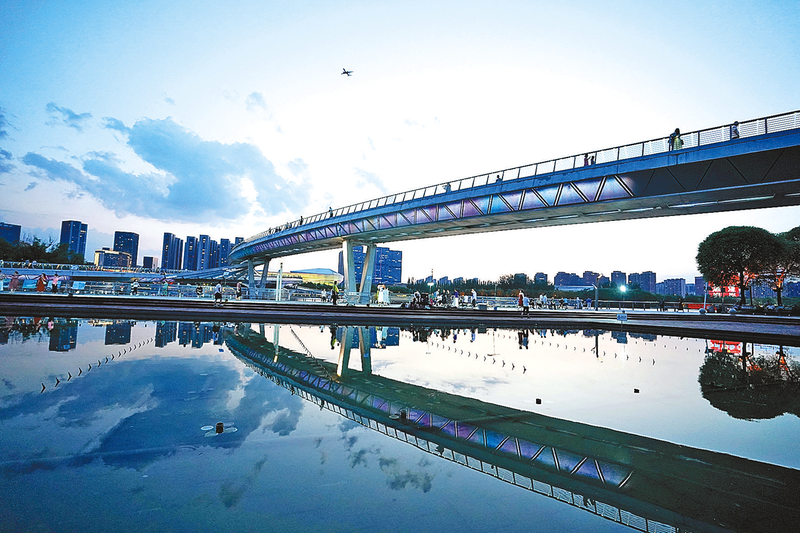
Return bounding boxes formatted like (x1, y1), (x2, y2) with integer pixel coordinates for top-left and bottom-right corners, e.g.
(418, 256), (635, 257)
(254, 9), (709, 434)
(40, 337), (155, 392)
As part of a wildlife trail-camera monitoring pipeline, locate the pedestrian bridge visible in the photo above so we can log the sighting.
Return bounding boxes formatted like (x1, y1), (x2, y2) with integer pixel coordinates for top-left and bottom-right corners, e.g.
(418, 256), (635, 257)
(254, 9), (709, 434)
(230, 110), (800, 298)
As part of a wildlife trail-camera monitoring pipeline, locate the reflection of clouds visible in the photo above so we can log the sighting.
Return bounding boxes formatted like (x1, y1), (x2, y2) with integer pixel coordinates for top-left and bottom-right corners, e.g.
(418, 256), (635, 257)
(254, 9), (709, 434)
(0, 356), (304, 476)
(219, 455), (269, 509)
(379, 457), (434, 493)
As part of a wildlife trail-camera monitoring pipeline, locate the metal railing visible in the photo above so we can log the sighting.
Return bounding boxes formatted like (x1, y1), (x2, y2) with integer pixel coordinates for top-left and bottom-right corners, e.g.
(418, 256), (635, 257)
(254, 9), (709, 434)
(239, 109), (800, 247)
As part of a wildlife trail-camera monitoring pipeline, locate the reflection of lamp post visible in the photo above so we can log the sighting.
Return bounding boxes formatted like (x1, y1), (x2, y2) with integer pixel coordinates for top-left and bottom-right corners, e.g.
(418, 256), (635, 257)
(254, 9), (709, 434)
(620, 284), (627, 310)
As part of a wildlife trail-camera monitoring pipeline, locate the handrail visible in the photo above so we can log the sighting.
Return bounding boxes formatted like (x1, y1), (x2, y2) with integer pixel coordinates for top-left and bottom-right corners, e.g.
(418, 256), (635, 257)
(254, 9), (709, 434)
(238, 109), (800, 248)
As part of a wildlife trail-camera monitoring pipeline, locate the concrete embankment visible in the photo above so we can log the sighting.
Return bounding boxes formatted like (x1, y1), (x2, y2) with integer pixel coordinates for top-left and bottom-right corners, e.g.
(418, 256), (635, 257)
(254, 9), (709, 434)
(1, 293), (799, 344)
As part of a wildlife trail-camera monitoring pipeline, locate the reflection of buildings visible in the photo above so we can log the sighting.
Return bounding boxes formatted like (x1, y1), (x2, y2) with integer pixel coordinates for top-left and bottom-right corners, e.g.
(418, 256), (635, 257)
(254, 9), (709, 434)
(155, 321), (178, 347)
(49, 321), (78, 351)
(227, 326), (800, 533)
(611, 330), (627, 344)
(176, 322), (215, 348)
(105, 322), (132, 345)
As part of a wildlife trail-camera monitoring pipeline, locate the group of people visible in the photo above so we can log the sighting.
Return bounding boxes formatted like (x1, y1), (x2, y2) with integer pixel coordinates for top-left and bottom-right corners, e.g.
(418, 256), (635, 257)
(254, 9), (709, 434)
(0, 271), (62, 293)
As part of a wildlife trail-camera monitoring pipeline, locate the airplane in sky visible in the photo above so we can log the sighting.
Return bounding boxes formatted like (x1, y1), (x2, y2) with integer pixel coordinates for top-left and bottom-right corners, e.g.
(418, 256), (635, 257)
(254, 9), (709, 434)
(341, 68), (353, 76)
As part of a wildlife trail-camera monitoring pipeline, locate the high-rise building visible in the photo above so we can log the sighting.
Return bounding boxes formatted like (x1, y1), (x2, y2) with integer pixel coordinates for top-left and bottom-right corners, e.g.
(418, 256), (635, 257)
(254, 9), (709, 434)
(94, 247), (132, 268)
(534, 272), (548, 284)
(197, 235), (212, 270)
(658, 278), (687, 297)
(0, 222), (21, 244)
(59, 220), (87, 257)
(219, 238), (231, 267)
(142, 256), (156, 269)
(234, 237), (244, 246)
(554, 272), (582, 286)
(184, 236), (198, 271)
(161, 233), (184, 270)
(113, 231), (139, 266)
(582, 271), (600, 286)
(209, 239), (219, 269)
(611, 271), (627, 287)
(628, 271), (656, 293)
(337, 246), (403, 286)
(694, 276), (705, 296)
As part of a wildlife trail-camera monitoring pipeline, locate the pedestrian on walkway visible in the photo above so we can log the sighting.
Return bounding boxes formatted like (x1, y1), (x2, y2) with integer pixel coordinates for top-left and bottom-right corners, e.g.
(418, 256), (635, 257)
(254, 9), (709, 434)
(213, 282), (223, 307)
(36, 273), (47, 292)
(730, 121), (740, 140)
(521, 295), (530, 317)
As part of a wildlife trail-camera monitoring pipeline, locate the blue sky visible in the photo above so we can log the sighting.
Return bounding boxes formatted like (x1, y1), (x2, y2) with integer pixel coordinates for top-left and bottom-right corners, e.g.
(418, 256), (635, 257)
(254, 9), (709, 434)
(1, 0), (799, 282)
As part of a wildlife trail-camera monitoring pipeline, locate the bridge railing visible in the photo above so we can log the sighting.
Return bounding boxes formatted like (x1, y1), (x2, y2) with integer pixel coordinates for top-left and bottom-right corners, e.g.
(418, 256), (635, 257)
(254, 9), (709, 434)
(241, 109), (800, 246)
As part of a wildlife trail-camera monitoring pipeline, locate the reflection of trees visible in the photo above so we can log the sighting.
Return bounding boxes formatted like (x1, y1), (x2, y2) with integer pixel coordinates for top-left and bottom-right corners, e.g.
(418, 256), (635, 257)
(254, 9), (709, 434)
(698, 347), (800, 420)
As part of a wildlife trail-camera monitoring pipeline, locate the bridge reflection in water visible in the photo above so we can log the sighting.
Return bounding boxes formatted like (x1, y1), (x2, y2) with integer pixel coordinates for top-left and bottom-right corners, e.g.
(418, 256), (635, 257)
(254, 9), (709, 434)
(226, 325), (800, 533)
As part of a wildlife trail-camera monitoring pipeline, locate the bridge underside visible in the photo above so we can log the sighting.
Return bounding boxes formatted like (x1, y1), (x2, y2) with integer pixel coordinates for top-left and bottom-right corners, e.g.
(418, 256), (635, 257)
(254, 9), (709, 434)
(233, 140), (800, 265)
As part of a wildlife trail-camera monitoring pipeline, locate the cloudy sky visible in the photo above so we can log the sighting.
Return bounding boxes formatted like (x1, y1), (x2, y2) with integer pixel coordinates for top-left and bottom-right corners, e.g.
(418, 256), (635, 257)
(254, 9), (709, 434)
(1, 0), (798, 282)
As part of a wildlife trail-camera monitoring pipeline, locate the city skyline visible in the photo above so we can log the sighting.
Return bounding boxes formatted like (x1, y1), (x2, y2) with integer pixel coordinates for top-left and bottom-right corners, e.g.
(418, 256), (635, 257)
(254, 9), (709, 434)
(1, 1), (799, 282)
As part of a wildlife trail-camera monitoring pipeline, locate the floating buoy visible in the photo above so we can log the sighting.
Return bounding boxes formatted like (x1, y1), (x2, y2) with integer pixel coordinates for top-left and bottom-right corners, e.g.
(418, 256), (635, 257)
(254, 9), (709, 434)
(215, 422), (224, 434)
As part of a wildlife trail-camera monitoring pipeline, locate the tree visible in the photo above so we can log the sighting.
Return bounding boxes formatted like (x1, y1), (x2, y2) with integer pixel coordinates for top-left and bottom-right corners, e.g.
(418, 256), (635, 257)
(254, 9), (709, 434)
(763, 226), (800, 305)
(696, 226), (784, 305)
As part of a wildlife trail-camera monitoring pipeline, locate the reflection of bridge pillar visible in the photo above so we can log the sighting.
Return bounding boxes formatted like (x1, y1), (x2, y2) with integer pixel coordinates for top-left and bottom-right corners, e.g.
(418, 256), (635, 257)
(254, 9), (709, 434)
(273, 325), (280, 360)
(337, 326), (354, 377)
(359, 244), (377, 305)
(358, 327), (372, 375)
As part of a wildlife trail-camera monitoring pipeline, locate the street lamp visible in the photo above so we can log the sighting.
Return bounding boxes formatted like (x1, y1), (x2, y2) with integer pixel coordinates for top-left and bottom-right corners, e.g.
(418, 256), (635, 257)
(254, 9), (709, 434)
(620, 284), (627, 310)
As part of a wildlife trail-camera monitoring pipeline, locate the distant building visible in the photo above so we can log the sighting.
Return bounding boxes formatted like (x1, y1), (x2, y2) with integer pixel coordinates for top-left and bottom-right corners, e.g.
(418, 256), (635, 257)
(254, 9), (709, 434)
(657, 278), (687, 297)
(611, 271), (627, 287)
(94, 247), (132, 268)
(628, 271), (656, 293)
(161, 233), (184, 270)
(142, 256), (156, 269)
(59, 220), (87, 257)
(219, 238), (231, 267)
(338, 245), (403, 286)
(554, 272), (582, 286)
(196, 235), (215, 270)
(694, 276), (705, 296)
(750, 280), (777, 299)
(113, 231), (139, 266)
(0, 222), (21, 244)
(234, 237), (244, 246)
(534, 272), (548, 284)
(582, 271), (600, 286)
(438, 276), (450, 285)
(184, 236), (198, 271)
(598, 275), (610, 286)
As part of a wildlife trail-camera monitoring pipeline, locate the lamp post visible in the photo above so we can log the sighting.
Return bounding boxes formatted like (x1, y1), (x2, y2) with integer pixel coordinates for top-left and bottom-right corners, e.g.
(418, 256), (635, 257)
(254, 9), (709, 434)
(620, 284), (627, 310)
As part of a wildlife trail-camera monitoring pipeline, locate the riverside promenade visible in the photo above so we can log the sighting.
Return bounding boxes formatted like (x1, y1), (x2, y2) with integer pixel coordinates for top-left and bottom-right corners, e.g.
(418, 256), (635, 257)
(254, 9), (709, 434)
(2, 292), (799, 344)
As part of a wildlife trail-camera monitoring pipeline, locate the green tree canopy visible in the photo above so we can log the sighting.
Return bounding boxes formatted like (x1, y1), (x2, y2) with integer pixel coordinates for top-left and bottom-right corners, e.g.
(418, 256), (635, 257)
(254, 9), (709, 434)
(696, 226), (784, 305)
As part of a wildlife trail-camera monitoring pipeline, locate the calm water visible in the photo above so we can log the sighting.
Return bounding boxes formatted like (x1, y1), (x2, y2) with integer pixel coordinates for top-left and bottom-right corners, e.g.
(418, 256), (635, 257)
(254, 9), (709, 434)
(1, 317), (799, 533)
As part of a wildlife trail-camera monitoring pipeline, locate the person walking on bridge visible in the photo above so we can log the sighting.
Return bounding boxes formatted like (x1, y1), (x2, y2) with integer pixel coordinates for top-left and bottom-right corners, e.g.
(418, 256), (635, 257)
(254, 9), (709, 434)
(213, 282), (223, 307)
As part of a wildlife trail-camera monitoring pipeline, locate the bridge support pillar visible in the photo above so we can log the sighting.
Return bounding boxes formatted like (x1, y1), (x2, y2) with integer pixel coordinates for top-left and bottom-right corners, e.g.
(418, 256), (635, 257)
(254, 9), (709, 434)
(359, 244), (377, 305)
(259, 259), (270, 299)
(342, 240), (377, 305)
(247, 260), (255, 300)
(342, 240), (357, 301)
